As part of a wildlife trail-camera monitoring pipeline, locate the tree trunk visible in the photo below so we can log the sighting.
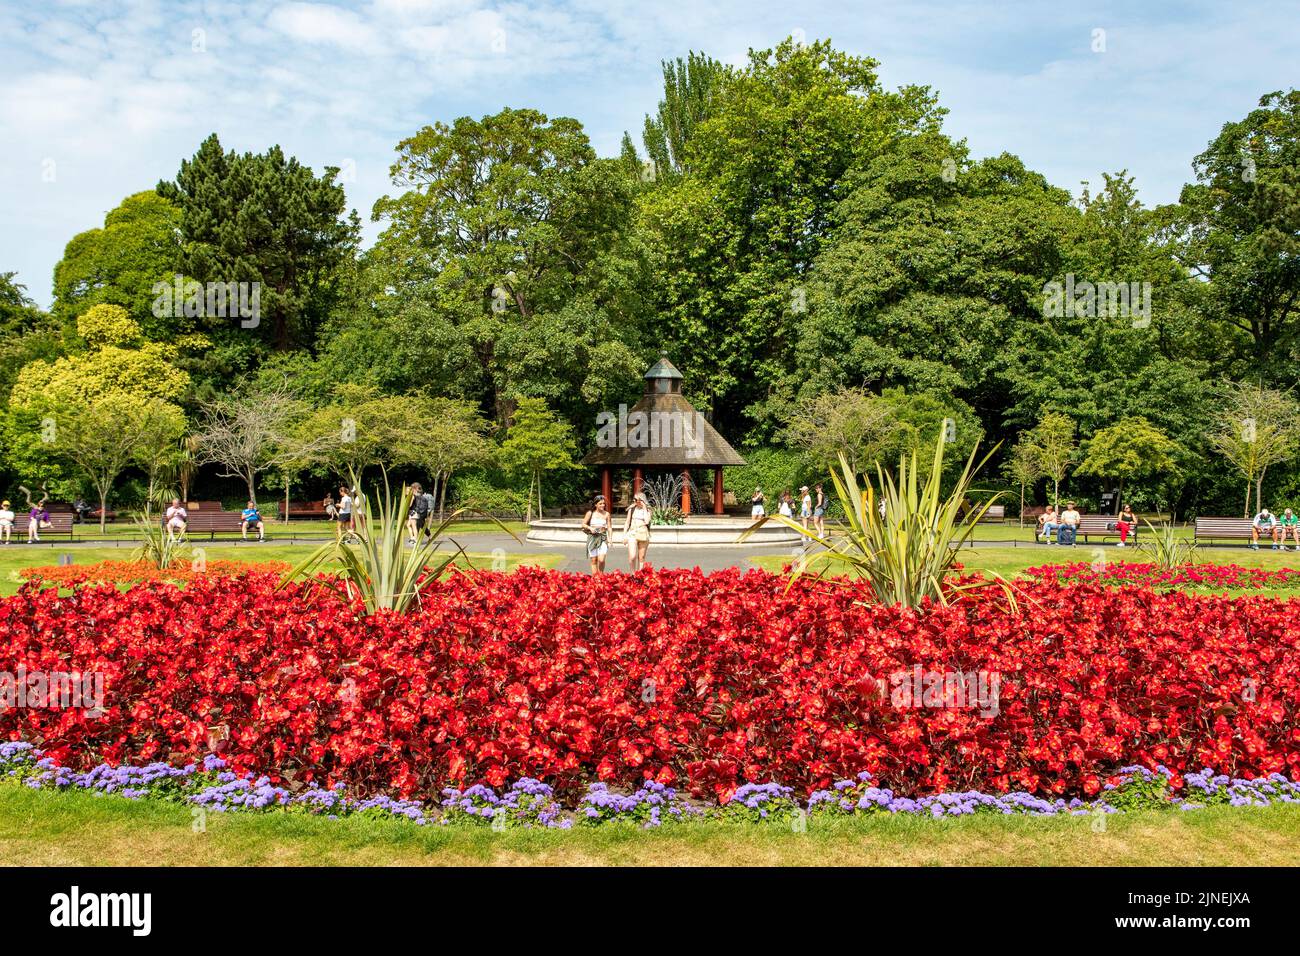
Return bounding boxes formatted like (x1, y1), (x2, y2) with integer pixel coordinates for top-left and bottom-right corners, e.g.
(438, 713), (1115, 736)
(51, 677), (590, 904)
(1244, 479), (1252, 519)
(99, 488), (108, 533)
(536, 470), (543, 520)
(1018, 481), (1026, 529)
(440, 470), (450, 520)
(284, 476), (291, 524)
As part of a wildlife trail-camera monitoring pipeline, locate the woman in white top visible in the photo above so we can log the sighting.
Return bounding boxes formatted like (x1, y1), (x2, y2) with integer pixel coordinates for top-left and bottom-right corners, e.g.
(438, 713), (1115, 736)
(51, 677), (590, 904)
(165, 499), (188, 540)
(778, 490), (793, 519)
(624, 492), (652, 572)
(751, 487), (765, 518)
(0, 500), (13, 543)
(581, 494), (610, 574)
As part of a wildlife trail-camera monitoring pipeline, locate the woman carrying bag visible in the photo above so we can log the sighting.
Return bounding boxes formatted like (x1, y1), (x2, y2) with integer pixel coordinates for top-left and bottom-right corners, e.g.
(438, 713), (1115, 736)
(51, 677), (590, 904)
(625, 492), (652, 572)
(581, 494), (610, 573)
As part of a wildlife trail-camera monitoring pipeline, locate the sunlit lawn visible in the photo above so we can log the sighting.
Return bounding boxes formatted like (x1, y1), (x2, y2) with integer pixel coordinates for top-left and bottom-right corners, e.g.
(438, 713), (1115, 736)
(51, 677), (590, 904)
(751, 537), (1300, 597)
(21, 516), (529, 543)
(0, 542), (562, 597)
(3, 784), (1298, 867)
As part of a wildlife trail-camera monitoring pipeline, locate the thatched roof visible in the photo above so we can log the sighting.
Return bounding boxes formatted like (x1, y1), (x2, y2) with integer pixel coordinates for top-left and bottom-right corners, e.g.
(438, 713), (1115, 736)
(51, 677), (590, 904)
(582, 358), (746, 468)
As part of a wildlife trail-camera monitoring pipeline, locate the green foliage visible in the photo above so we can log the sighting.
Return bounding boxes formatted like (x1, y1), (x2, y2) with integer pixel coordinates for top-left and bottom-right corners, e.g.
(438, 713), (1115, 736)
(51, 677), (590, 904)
(499, 397), (578, 519)
(283, 472), (491, 615)
(1139, 518), (1199, 571)
(746, 431), (1009, 609)
(51, 191), (183, 337)
(158, 133), (360, 356)
(1076, 417), (1181, 503)
(724, 446), (809, 504)
(1172, 90), (1300, 369)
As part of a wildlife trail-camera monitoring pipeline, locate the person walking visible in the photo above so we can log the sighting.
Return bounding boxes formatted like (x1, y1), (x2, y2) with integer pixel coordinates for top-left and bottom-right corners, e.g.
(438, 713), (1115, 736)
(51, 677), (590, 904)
(778, 490), (794, 520)
(336, 485), (353, 541)
(581, 494), (610, 573)
(406, 482), (430, 546)
(813, 483), (826, 537)
(799, 485), (813, 530)
(625, 492), (652, 572)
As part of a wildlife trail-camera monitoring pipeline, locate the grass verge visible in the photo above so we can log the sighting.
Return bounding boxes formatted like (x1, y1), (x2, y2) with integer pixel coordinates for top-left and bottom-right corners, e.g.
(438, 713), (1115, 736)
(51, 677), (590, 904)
(3, 785), (1298, 866)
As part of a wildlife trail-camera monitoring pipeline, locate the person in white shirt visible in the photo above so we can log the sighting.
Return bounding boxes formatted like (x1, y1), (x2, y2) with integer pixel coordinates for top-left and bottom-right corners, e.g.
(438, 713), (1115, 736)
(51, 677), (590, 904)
(581, 494), (610, 573)
(0, 500), (13, 543)
(336, 485), (353, 540)
(624, 492), (652, 571)
(164, 499), (187, 540)
(778, 490), (793, 519)
(1251, 508), (1281, 550)
(799, 485), (813, 530)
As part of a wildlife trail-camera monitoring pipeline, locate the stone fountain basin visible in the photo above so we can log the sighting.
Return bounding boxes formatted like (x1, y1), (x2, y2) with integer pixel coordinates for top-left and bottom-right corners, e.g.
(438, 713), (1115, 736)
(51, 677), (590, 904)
(526, 515), (803, 548)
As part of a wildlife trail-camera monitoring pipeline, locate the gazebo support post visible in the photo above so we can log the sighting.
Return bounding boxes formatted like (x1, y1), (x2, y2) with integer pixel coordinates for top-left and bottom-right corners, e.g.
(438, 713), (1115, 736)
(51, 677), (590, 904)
(601, 467), (613, 509)
(713, 467), (724, 515)
(681, 469), (691, 516)
(633, 467), (643, 499)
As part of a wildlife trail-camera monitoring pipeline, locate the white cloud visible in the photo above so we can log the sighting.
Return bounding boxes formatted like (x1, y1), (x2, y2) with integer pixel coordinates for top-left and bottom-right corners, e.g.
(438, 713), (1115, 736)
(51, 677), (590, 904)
(1, 0), (1296, 307)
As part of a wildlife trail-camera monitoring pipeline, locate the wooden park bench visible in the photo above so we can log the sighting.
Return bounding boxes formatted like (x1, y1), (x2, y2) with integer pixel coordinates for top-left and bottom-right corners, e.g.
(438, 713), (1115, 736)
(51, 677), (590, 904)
(166, 511), (247, 540)
(977, 504), (1005, 523)
(28, 512), (74, 539)
(1193, 517), (1258, 545)
(278, 500), (329, 520)
(1033, 514), (1140, 544)
(184, 500), (224, 512)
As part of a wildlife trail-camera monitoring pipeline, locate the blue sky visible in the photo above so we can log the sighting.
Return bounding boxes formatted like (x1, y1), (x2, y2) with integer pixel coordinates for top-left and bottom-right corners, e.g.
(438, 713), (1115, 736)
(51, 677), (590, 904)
(2, 0), (1296, 307)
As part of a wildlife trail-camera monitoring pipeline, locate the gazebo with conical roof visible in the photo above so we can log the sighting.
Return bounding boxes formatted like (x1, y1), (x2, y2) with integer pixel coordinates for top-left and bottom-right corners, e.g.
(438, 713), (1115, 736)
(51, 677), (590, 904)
(582, 356), (746, 515)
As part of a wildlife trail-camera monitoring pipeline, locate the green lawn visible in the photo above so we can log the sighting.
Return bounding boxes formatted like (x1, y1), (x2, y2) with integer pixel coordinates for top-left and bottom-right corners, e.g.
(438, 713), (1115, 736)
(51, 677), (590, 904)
(752, 540), (1300, 585)
(0, 542), (563, 597)
(3, 784), (1298, 866)
(22, 517), (529, 543)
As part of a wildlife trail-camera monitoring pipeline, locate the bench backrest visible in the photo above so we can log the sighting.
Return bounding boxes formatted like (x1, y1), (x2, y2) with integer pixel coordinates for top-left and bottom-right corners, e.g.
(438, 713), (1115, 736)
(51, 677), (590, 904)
(183, 512), (245, 530)
(42, 513), (74, 531)
(1195, 517), (1256, 535)
(184, 500), (224, 512)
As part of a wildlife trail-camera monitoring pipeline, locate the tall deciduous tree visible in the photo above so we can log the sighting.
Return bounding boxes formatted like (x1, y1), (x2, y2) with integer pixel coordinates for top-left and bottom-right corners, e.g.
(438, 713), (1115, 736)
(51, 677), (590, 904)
(53, 394), (163, 530)
(371, 108), (644, 427)
(193, 379), (325, 505)
(1024, 412), (1077, 508)
(499, 396), (577, 521)
(1075, 417), (1181, 508)
(51, 191), (183, 337)
(1171, 90), (1300, 369)
(1209, 383), (1300, 516)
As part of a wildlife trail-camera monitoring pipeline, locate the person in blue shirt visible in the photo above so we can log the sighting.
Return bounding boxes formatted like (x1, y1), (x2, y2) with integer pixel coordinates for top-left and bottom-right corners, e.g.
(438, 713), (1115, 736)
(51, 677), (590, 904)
(241, 500), (265, 541)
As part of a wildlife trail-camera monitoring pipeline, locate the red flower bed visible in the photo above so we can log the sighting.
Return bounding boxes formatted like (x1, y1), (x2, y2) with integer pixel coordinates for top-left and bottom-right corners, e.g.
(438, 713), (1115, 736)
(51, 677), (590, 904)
(23, 559), (290, 587)
(2, 567), (1297, 802)
(1026, 561), (1300, 591)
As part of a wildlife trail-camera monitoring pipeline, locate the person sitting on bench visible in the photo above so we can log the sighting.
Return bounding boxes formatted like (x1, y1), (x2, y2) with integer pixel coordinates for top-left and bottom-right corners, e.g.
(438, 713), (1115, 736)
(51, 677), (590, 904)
(241, 500), (265, 541)
(1038, 505), (1058, 543)
(1283, 508), (1300, 552)
(1057, 502), (1082, 546)
(1252, 508), (1281, 550)
(165, 499), (188, 540)
(1116, 504), (1137, 547)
